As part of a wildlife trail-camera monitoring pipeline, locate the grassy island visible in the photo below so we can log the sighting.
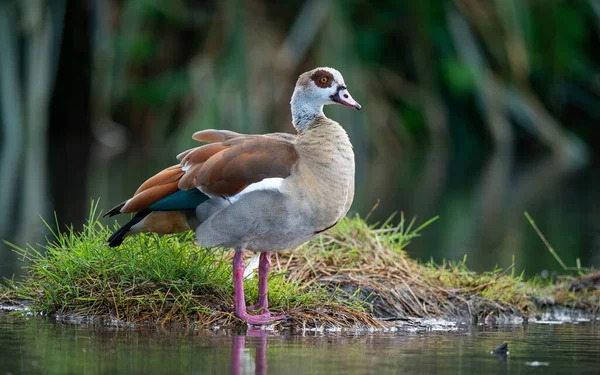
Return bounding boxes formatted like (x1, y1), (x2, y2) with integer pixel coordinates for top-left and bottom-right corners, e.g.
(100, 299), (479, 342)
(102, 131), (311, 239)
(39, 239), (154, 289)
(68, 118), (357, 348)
(1, 203), (598, 329)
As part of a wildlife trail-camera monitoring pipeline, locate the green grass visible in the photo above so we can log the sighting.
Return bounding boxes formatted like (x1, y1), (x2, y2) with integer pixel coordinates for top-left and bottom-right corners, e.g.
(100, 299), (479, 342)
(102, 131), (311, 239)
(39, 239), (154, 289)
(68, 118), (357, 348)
(422, 257), (540, 314)
(1, 202), (598, 328)
(1, 202), (347, 327)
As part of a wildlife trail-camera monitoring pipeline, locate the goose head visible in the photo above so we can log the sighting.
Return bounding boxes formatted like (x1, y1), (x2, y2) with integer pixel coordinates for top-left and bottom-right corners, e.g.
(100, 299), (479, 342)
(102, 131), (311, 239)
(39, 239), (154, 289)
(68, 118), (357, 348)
(294, 67), (361, 110)
(290, 67), (361, 131)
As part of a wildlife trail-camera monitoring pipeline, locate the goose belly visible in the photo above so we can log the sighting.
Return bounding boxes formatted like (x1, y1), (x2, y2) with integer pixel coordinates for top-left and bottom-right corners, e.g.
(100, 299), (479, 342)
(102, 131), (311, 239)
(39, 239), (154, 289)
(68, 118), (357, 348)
(244, 190), (351, 251)
(194, 189), (344, 251)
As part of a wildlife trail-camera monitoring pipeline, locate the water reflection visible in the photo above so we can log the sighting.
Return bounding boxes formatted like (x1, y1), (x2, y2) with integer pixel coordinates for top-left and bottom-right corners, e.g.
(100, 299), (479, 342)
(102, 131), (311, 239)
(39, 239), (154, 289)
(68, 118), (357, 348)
(231, 330), (268, 375)
(366, 148), (600, 276)
(1, 313), (600, 374)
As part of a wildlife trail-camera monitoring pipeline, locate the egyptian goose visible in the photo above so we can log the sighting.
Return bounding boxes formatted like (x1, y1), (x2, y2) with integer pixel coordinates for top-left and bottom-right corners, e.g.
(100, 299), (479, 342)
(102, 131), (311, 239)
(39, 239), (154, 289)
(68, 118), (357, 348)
(105, 67), (361, 325)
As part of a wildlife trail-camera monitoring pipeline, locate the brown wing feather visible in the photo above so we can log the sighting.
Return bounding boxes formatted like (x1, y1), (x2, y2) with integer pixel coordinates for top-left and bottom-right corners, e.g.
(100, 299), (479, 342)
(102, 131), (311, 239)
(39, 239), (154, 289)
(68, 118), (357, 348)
(192, 129), (241, 143)
(177, 143), (228, 166)
(122, 181), (180, 213)
(179, 131), (298, 195)
(117, 129), (298, 213)
(134, 165), (184, 195)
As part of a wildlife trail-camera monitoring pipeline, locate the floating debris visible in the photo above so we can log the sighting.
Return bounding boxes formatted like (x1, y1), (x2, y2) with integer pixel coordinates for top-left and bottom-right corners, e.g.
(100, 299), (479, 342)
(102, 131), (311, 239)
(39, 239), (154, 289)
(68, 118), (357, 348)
(491, 341), (509, 355)
(525, 361), (550, 367)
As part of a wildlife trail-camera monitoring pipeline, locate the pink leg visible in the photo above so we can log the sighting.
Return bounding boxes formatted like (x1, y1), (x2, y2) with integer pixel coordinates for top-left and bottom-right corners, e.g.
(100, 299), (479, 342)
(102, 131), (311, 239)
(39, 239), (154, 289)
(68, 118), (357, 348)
(248, 252), (271, 312)
(232, 249), (285, 325)
(233, 249), (247, 315)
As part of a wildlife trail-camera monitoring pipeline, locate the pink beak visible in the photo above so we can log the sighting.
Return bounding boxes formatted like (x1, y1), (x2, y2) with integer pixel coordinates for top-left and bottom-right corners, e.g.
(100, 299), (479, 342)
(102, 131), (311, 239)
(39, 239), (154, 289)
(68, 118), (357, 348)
(331, 86), (361, 110)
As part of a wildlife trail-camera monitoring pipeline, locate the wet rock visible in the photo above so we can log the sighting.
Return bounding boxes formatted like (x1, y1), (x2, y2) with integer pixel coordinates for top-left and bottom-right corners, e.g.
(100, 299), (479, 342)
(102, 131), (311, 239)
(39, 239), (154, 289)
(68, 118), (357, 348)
(0, 300), (30, 312)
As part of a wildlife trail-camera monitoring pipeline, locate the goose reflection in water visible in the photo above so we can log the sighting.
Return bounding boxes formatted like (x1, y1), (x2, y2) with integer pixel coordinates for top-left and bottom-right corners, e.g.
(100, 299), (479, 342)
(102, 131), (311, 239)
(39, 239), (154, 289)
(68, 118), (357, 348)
(231, 329), (268, 375)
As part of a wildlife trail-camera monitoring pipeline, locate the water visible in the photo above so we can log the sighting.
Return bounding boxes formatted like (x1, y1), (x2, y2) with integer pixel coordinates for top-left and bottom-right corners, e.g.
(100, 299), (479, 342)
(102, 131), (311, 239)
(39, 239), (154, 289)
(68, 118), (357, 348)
(1, 314), (599, 374)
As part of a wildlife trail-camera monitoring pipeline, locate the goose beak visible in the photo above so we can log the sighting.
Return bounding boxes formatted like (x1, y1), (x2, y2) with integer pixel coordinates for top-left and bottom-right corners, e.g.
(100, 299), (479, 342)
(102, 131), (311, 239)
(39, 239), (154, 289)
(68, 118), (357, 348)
(331, 86), (361, 110)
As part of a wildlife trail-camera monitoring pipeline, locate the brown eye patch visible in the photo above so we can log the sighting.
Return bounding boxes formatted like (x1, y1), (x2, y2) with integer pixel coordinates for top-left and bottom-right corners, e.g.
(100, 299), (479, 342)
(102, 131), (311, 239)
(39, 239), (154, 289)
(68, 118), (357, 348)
(310, 70), (334, 88)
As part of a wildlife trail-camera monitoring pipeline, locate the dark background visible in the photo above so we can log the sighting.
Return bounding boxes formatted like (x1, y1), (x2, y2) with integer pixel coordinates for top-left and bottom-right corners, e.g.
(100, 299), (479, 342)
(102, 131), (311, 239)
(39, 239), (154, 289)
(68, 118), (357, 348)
(1, 0), (599, 279)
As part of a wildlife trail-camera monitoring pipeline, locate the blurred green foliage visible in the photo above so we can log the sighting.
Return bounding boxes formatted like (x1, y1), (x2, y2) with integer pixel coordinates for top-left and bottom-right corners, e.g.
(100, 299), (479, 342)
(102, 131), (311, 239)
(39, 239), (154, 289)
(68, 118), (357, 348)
(87, 0), (599, 159)
(1, 0), (599, 280)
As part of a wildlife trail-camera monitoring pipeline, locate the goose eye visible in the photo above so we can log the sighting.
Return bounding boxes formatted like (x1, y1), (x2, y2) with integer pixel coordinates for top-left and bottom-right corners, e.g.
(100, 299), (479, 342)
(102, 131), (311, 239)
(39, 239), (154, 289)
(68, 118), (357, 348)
(320, 77), (328, 84)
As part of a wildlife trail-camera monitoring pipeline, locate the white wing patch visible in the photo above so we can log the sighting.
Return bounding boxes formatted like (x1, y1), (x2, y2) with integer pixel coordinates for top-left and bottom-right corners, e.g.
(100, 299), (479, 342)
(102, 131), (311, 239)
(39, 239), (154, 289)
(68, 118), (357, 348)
(227, 178), (284, 203)
(196, 186), (221, 199)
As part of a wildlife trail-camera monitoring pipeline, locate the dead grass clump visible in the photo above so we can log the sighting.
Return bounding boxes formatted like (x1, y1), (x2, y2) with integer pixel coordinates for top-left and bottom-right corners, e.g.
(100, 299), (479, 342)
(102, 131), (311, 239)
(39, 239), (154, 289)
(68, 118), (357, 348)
(276, 214), (554, 322)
